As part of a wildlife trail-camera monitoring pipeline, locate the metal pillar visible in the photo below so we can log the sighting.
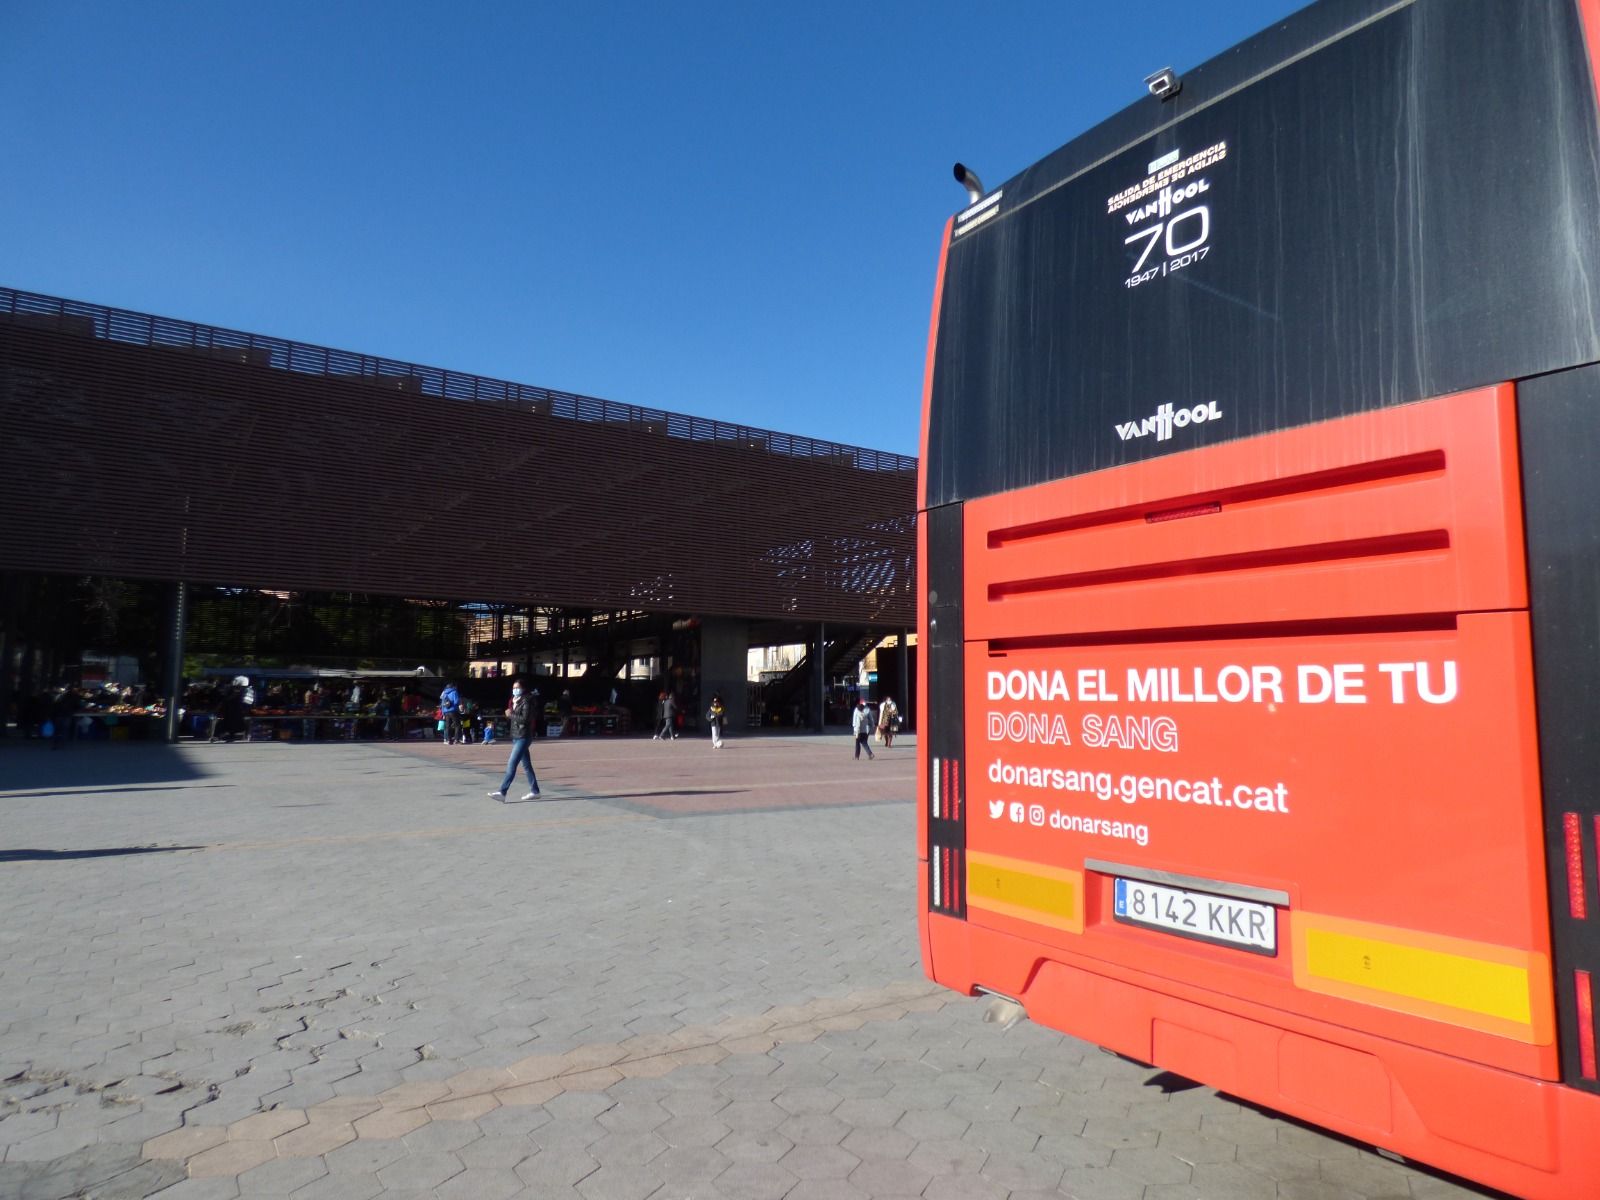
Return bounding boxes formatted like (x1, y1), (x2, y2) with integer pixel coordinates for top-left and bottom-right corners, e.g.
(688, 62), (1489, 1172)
(494, 610), (504, 677)
(0, 573), (16, 738)
(164, 581), (187, 743)
(812, 621), (826, 732)
(898, 628), (910, 729)
(524, 607), (535, 679)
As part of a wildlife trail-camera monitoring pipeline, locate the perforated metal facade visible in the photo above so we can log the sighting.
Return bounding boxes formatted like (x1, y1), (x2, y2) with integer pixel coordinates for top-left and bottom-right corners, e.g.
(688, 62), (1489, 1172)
(0, 287), (915, 624)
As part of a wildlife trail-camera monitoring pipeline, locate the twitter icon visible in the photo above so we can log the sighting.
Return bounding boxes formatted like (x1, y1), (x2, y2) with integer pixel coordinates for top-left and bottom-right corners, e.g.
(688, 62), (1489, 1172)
(988, 799), (1004, 820)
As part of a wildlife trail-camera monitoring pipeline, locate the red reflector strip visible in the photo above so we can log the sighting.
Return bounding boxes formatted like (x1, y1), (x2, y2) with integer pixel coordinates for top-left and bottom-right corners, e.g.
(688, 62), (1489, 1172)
(1146, 501), (1222, 524)
(1578, 971), (1597, 1080)
(1567, 812), (1588, 919)
(952, 760), (962, 821)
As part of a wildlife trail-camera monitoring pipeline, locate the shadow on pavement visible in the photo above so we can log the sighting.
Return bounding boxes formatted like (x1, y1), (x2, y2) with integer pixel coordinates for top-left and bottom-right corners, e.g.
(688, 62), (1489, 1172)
(0, 742), (213, 794)
(5, 783), (235, 799)
(0, 846), (203, 863)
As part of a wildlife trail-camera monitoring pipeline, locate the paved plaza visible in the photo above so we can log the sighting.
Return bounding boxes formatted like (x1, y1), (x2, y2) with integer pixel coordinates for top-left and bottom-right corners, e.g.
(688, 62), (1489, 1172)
(0, 734), (1498, 1199)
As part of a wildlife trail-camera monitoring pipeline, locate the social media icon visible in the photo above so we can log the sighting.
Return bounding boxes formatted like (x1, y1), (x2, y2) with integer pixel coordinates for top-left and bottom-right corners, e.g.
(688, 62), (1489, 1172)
(988, 800), (1004, 820)
(1029, 804), (1046, 826)
(1009, 802), (1025, 823)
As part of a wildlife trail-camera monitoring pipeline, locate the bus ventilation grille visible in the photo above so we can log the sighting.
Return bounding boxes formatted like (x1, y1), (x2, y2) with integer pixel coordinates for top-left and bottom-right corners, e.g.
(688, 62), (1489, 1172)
(929, 754), (966, 918)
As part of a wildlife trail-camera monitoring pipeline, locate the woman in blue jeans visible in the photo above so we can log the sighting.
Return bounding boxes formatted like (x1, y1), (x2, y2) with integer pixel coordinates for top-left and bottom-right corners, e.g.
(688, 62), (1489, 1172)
(488, 680), (541, 802)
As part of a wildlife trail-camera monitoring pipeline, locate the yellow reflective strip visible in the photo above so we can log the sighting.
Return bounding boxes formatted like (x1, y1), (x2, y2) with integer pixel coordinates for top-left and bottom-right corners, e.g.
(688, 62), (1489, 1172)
(1304, 928), (1531, 1024)
(1290, 912), (1554, 1045)
(965, 853), (1082, 934)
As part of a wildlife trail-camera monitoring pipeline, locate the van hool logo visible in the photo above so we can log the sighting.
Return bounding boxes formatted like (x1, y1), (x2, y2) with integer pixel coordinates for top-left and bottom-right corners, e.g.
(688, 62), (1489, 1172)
(1115, 401), (1222, 443)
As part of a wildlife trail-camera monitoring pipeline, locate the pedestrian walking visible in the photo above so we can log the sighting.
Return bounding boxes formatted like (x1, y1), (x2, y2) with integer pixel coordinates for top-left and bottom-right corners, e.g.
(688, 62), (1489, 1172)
(654, 690), (679, 740)
(852, 698), (875, 760)
(706, 693), (726, 749)
(440, 680), (462, 745)
(877, 695), (899, 747)
(488, 679), (541, 802)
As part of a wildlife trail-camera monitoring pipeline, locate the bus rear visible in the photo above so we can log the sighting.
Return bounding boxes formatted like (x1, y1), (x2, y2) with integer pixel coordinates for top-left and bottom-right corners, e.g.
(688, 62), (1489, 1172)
(917, 1), (1600, 1195)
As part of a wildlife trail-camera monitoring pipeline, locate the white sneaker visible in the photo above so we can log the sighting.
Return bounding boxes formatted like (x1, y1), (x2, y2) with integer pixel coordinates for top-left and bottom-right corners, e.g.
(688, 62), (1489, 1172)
(488, 791), (505, 800)
(521, 791), (539, 801)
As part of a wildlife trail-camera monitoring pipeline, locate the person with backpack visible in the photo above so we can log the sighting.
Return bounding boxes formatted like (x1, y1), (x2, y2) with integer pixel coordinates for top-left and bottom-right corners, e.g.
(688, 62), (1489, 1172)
(877, 695), (899, 748)
(440, 681), (462, 745)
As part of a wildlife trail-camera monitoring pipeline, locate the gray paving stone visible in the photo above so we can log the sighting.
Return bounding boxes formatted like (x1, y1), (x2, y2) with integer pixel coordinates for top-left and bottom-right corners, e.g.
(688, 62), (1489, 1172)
(234, 1154), (329, 1194)
(894, 1107), (969, 1142)
(716, 1100), (787, 1132)
(1235, 1139), (1322, 1178)
(514, 1147), (600, 1189)
(454, 1133), (536, 1169)
(923, 1174), (1008, 1200)
(400, 1119), (482, 1154)
(147, 1177), (244, 1199)
(432, 1166), (525, 1200)
(1274, 1180), (1369, 1200)
(839, 1125), (916, 1161)
(847, 1155), (934, 1195)
(0, 743), (1494, 1200)
(978, 1150), (1068, 1192)
(715, 1129), (793, 1164)
(711, 1161), (796, 1200)
(776, 1112), (849, 1146)
(907, 1135), (987, 1176)
(596, 1099), (670, 1134)
(785, 1181), (868, 1200)
(374, 1150), (463, 1190)
(961, 1118), (1042, 1157)
(574, 1163), (664, 1200)
(1054, 1162), (1149, 1199)
(529, 1119), (608, 1153)
(779, 1142), (859, 1180)
(657, 1114), (731, 1148)
(589, 1130), (667, 1168)
(654, 1143), (730, 1184)
(322, 1137), (409, 1175)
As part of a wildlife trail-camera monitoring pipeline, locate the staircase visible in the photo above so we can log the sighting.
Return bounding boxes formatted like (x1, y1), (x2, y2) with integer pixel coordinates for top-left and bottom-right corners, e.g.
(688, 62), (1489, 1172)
(760, 628), (885, 723)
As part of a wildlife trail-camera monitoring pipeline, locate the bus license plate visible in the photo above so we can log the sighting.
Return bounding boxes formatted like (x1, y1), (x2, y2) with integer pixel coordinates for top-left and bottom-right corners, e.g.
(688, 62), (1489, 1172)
(1113, 878), (1277, 955)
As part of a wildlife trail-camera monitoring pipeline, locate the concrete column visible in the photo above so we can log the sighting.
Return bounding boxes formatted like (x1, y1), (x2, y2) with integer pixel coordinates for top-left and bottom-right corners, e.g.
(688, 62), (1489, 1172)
(812, 622), (826, 732)
(699, 617), (749, 734)
(164, 581), (187, 743)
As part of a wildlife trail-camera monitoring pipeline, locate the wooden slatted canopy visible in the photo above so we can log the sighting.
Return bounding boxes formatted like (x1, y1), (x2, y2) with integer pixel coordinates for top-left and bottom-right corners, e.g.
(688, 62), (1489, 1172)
(0, 287), (915, 625)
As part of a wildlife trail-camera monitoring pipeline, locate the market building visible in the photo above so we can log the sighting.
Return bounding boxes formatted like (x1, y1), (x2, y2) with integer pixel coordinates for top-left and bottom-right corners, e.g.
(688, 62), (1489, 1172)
(0, 285), (916, 740)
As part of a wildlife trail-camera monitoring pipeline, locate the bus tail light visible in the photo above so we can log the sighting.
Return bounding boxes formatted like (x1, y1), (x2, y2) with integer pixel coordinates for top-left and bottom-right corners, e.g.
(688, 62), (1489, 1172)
(1566, 812), (1589, 919)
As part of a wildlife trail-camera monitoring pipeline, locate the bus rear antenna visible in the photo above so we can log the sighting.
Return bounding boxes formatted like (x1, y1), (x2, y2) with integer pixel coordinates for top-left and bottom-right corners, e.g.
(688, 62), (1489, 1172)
(953, 163), (986, 205)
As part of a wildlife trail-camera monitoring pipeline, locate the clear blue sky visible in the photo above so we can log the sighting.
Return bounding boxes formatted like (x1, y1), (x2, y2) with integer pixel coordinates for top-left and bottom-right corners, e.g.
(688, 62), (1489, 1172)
(0, 1), (1304, 457)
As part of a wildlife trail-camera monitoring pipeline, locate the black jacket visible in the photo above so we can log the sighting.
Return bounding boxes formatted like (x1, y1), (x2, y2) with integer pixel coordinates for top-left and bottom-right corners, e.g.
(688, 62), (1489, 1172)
(508, 694), (531, 739)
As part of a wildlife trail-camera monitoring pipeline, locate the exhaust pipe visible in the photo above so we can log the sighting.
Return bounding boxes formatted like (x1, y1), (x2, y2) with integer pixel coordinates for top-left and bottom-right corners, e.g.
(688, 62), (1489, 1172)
(953, 162), (986, 206)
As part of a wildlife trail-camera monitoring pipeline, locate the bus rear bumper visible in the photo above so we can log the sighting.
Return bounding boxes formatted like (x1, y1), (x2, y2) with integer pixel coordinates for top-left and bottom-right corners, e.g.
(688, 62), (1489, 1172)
(923, 912), (1600, 1200)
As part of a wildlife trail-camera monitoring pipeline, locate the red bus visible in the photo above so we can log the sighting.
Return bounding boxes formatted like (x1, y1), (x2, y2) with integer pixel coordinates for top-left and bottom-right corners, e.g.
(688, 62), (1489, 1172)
(917, 2), (1600, 1195)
